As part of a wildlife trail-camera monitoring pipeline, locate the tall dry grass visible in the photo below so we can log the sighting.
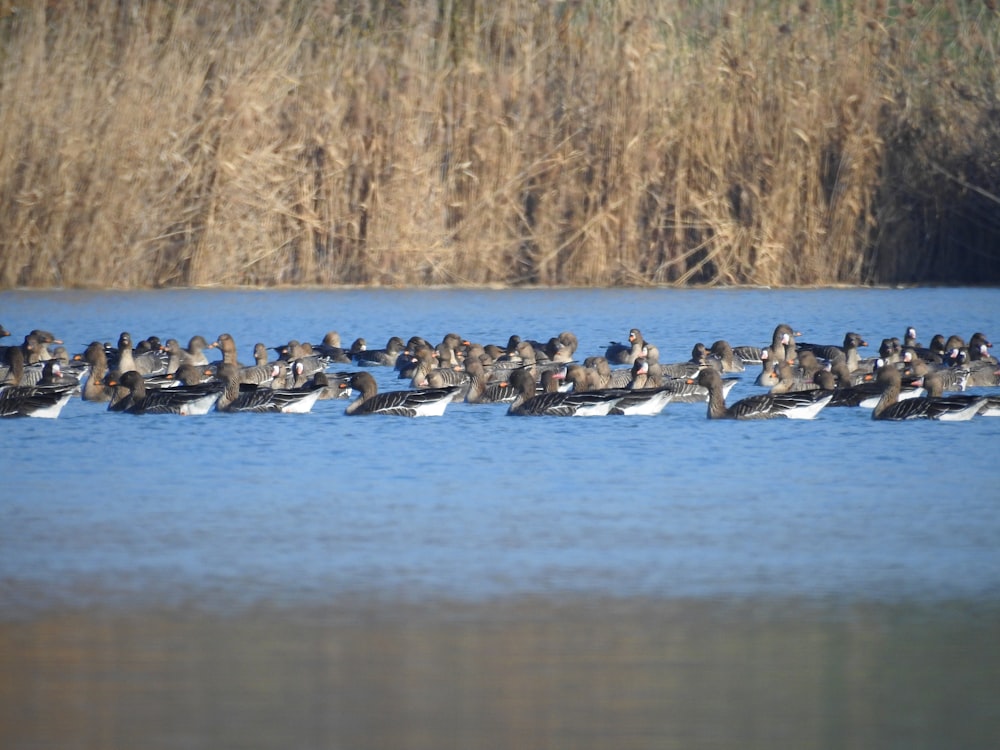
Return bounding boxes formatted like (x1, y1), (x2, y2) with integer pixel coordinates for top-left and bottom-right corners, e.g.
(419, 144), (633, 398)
(0, 0), (998, 288)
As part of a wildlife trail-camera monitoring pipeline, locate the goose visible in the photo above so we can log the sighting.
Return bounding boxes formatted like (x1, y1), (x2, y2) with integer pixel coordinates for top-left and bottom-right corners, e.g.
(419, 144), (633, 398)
(657, 343), (714, 380)
(871, 364), (985, 421)
(108, 370), (221, 415)
(562, 359), (672, 416)
(506, 367), (623, 416)
(696, 368), (832, 420)
(544, 331), (579, 363)
(708, 340), (747, 373)
(352, 336), (406, 367)
(0, 380), (74, 418)
(112, 332), (168, 376)
(341, 371), (460, 416)
(409, 346), (469, 389)
(311, 331), (353, 364)
(604, 328), (647, 365)
(753, 348), (780, 388)
(795, 332), (867, 371)
(77, 341), (116, 402)
(215, 363), (323, 414)
(215, 334), (280, 387)
(463, 358), (523, 404)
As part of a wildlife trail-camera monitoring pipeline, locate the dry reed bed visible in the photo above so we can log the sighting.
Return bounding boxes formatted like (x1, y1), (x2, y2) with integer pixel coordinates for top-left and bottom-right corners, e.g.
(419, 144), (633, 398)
(0, 0), (997, 288)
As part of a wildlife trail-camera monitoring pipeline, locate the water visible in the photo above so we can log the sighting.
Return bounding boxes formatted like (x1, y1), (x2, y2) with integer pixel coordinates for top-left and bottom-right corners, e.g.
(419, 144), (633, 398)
(2, 287), (1000, 749)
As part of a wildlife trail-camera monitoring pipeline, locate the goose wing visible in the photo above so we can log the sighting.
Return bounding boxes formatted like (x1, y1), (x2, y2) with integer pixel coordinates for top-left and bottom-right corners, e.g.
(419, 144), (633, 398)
(728, 390), (831, 420)
(511, 390), (622, 416)
(357, 386), (459, 416)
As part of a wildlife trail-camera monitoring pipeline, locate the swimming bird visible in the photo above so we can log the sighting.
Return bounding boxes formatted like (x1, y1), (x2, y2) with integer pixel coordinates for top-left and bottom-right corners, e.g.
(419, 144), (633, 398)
(657, 343), (715, 379)
(0, 380), (74, 418)
(463, 358), (523, 404)
(216, 334), (279, 387)
(163, 335), (213, 373)
(506, 367), (623, 416)
(696, 368), (832, 420)
(795, 332), (867, 371)
(311, 331), (353, 364)
(0, 359), (77, 418)
(753, 348), (780, 388)
(408, 346), (469, 390)
(112, 332), (168, 376)
(871, 364), (985, 421)
(604, 328), (647, 365)
(76, 341), (115, 402)
(543, 331), (579, 363)
(352, 336), (406, 367)
(708, 340), (747, 373)
(562, 361), (672, 416)
(341, 371), (460, 416)
(108, 370), (221, 415)
(214, 363), (323, 414)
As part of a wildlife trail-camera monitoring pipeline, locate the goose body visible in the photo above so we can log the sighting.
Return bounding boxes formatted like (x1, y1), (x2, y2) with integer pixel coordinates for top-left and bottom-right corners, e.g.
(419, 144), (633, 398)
(872, 365), (986, 421)
(343, 371), (459, 416)
(506, 368), (623, 416)
(109, 370), (221, 415)
(215, 363), (322, 414)
(697, 369), (831, 420)
(0, 382), (74, 418)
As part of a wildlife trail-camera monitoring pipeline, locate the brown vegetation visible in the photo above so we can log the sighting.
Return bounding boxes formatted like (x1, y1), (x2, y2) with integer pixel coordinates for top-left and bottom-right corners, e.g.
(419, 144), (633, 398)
(0, 0), (998, 288)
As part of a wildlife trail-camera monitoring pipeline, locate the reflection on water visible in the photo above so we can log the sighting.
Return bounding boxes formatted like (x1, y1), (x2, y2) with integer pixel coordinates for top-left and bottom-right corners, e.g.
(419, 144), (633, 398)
(2, 597), (999, 749)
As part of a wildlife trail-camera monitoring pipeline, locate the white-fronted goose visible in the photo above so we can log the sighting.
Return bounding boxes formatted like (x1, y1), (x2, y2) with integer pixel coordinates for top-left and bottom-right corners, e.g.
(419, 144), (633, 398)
(582, 356), (633, 389)
(164, 335), (213, 373)
(771, 353), (823, 394)
(215, 362), (322, 414)
(21, 330), (62, 364)
(108, 370), (221, 415)
(312, 331), (353, 364)
(342, 371), (460, 416)
(753, 348), (780, 388)
(352, 336), (406, 367)
(708, 340), (747, 373)
(216, 334), (278, 387)
(657, 343), (714, 380)
(0, 379), (75, 418)
(604, 328), (647, 365)
(901, 350), (970, 392)
(963, 333), (999, 387)
(768, 323), (799, 364)
(393, 336), (431, 378)
(436, 333), (467, 368)
(637, 352), (739, 404)
(697, 368), (832, 420)
(409, 346), (469, 389)
(565, 363), (673, 416)
(77, 341), (115, 402)
(813, 368), (894, 408)
(464, 358), (523, 404)
(796, 332), (867, 371)
(506, 367), (623, 417)
(113, 332), (168, 376)
(871, 364), (985, 421)
(542, 331), (578, 363)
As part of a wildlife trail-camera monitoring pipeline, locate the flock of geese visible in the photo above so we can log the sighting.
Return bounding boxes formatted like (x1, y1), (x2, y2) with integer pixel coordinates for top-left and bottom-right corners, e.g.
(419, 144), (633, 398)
(1, 321), (998, 421)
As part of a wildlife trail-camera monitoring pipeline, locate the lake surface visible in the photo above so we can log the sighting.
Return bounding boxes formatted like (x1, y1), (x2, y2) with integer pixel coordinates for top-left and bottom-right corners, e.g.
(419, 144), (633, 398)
(2, 287), (1000, 749)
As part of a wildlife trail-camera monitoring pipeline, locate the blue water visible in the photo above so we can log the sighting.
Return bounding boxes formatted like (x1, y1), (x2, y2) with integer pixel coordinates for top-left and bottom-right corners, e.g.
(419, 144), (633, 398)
(3, 287), (999, 614)
(4, 287), (1000, 750)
